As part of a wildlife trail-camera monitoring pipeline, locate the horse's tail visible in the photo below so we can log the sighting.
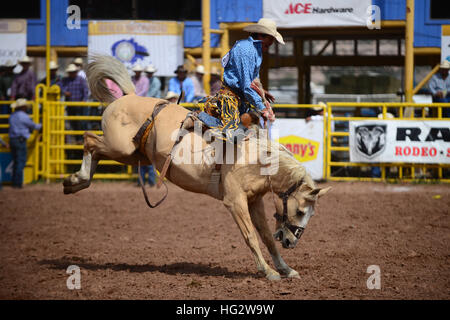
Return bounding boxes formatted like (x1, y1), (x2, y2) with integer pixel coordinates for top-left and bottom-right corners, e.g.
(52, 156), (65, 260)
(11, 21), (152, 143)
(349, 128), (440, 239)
(86, 55), (136, 104)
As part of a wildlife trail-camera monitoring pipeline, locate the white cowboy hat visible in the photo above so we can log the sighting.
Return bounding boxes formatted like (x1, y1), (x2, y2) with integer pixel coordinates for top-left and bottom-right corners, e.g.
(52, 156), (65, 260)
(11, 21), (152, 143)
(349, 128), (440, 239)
(378, 112), (394, 119)
(19, 56), (32, 63)
(11, 98), (32, 109)
(145, 64), (157, 73)
(3, 60), (16, 68)
(165, 91), (179, 100)
(73, 57), (84, 65)
(49, 61), (59, 70)
(65, 63), (78, 73)
(132, 64), (144, 72)
(211, 66), (221, 76)
(195, 65), (205, 74)
(243, 18), (285, 45)
(440, 60), (450, 69)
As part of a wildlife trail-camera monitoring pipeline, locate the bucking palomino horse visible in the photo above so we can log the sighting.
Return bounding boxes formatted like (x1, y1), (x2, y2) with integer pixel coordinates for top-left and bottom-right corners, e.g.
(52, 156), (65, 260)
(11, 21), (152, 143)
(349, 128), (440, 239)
(63, 55), (330, 280)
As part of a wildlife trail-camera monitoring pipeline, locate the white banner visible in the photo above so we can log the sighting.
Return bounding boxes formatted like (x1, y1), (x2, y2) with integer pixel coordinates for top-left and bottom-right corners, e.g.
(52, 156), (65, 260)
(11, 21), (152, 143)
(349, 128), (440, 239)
(263, 0), (372, 28)
(442, 25), (450, 62)
(349, 120), (450, 163)
(271, 118), (324, 180)
(88, 20), (184, 77)
(0, 19), (27, 66)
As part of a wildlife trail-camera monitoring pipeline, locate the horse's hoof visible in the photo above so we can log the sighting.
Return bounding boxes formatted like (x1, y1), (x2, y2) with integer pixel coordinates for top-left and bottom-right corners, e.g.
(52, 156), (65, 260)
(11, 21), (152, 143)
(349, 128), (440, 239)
(286, 270), (300, 279)
(266, 272), (281, 281)
(63, 180), (90, 194)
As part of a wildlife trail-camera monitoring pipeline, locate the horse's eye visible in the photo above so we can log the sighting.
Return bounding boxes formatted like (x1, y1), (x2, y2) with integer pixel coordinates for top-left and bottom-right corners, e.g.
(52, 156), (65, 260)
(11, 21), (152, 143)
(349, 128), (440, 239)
(296, 209), (304, 216)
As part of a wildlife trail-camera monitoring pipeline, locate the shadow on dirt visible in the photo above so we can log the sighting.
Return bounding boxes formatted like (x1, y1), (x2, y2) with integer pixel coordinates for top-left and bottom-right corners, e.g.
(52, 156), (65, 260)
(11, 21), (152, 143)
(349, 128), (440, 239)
(38, 257), (257, 279)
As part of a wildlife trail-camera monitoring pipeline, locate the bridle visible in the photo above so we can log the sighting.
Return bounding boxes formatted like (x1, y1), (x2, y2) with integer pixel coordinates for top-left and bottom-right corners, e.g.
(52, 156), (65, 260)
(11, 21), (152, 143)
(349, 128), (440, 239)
(269, 177), (305, 240)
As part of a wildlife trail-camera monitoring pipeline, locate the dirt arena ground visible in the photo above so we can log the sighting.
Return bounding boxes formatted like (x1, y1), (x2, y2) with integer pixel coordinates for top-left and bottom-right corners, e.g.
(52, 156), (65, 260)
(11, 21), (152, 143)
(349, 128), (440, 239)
(0, 181), (448, 300)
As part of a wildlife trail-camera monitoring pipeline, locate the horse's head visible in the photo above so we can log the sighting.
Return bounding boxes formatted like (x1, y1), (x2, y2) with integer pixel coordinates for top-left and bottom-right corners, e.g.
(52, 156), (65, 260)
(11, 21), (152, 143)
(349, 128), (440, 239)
(273, 185), (331, 249)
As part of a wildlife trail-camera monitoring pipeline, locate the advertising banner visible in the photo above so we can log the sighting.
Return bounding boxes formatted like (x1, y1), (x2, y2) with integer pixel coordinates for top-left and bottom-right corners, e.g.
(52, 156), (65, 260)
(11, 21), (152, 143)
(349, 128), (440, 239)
(349, 120), (450, 163)
(88, 20), (184, 77)
(441, 25), (450, 62)
(271, 118), (324, 180)
(263, 0), (372, 28)
(0, 19), (27, 65)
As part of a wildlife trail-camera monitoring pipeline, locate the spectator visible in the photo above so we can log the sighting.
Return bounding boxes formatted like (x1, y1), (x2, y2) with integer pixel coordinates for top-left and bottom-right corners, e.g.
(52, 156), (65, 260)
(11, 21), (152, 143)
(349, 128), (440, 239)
(190, 65), (206, 102)
(0, 135), (9, 190)
(132, 65), (149, 97)
(0, 60), (16, 101)
(429, 60), (450, 118)
(165, 91), (179, 103)
(10, 56), (37, 101)
(169, 65), (194, 103)
(73, 57), (87, 80)
(40, 61), (61, 86)
(145, 65), (161, 98)
(8, 99), (41, 188)
(209, 66), (222, 96)
(59, 63), (89, 137)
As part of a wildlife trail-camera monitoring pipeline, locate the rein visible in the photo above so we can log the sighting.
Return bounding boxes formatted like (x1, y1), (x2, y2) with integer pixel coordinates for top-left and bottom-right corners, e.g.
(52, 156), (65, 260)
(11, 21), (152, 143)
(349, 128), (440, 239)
(138, 160), (169, 208)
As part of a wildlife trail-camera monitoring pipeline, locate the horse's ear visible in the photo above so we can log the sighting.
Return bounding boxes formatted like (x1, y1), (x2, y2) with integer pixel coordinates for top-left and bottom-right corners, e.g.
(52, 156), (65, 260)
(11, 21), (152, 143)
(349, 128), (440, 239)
(317, 186), (331, 198)
(304, 186), (331, 201)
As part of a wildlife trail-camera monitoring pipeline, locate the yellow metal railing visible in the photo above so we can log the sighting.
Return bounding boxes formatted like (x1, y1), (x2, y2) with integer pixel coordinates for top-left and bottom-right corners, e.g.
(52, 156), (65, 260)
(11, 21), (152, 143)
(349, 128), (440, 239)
(2, 85), (450, 184)
(326, 102), (450, 183)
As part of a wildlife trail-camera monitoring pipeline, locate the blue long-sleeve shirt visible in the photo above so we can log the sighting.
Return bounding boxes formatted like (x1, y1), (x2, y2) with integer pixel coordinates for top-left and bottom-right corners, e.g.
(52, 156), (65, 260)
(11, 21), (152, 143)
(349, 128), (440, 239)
(8, 110), (42, 139)
(428, 73), (450, 97)
(147, 76), (161, 98)
(222, 36), (265, 111)
(168, 77), (195, 102)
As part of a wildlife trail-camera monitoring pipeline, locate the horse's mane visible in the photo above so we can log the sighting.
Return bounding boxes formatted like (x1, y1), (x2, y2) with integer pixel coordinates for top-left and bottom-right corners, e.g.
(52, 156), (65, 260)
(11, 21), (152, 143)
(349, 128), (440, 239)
(255, 137), (315, 189)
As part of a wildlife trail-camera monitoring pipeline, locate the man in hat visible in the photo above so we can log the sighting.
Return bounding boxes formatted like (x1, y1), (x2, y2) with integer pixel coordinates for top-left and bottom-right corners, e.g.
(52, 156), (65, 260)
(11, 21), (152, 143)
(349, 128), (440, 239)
(40, 61), (61, 86)
(73, 57), (87, 80)
(60, 63), (90, 135)
(169, 65), (195, 103)
(132, 65), (149, 97)
(165, 91), (180, 103)
(145, 64), (161, 98)
(10, 56), (37, 101)
(195, 18), (282, 142)
(0, 60), (16, 101)
(429, 60), (450, 117)
(189, 65), (206, 102)
(8, 99), (41, 188)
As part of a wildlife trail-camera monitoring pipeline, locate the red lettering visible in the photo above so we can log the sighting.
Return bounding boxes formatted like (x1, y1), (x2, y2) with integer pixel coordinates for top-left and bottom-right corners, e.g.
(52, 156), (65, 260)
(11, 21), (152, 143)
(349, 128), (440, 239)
(429, 147), (437, 157)
(447, 148), (450, 157)
(299, 144), (307, 157)
(421, 147), (428, 157)
(285, 144), (292, 152)
(294, 3), (303, 13)
(412, 147), (420, 156)
(395, 146), (403, 156)
(304, 3), (312, 13)
(290, 3), (295, 14)
(293, 143), (300, 155)
(404, 146), (411, 156)
(309, 144), (315, 156)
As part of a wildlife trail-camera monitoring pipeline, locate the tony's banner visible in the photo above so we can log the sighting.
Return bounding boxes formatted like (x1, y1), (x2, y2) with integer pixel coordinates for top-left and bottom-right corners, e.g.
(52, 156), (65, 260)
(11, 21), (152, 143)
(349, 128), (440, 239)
(271, 118), (324, 180)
